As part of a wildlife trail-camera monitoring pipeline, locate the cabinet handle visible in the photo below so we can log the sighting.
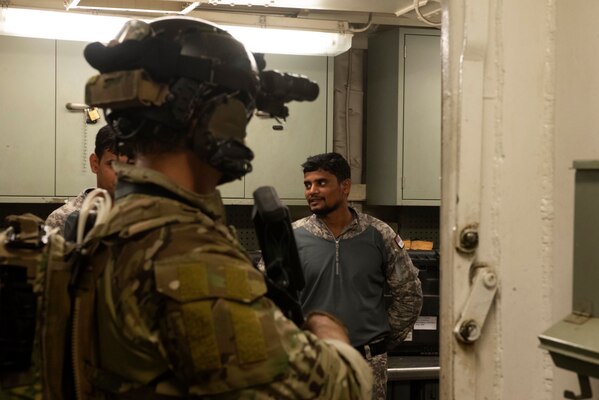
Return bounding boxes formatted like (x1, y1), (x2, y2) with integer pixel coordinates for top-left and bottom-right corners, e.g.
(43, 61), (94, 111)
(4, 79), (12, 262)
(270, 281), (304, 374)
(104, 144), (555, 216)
(65, 103), (89, 111)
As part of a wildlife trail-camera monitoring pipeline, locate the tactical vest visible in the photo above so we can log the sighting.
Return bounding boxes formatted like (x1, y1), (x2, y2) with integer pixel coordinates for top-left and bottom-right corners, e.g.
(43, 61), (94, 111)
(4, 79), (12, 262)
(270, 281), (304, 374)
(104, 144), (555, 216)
(0, 214), (69, 399)
(0, 206), (373, 400)
(0, 211), (188, 400)
(43, 189), (287, 399)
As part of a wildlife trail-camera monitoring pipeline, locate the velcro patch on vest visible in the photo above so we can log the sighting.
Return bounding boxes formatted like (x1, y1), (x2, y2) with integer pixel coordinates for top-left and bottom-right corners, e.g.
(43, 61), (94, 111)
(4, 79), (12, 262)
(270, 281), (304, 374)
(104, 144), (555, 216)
(225, 267), (252, 300)
(154, 253), (266, 303)
(228, 301), (267, 364)
(182, 301), (222, 371)
(152, 253), (289, 388)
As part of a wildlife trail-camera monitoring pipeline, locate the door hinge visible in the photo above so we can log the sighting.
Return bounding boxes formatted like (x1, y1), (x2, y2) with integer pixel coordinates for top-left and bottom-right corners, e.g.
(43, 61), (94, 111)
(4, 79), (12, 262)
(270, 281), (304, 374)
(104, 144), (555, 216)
(454, 263), (498, 343)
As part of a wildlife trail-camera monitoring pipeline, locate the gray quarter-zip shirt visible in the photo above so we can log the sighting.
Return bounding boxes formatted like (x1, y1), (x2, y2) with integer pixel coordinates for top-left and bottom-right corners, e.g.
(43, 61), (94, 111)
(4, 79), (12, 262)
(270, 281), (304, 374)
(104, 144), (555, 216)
(293, 208), (423, 348)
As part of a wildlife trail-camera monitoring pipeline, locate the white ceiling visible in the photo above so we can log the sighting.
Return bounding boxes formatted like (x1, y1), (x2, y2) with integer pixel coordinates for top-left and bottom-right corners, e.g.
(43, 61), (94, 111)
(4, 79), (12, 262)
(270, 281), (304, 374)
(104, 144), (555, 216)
(5, 0), (441, 28)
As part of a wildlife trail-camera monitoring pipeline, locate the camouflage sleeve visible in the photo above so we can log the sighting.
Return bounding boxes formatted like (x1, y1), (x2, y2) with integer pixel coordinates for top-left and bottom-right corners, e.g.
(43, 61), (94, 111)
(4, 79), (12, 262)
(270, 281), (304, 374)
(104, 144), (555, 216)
(44, 193), (87, 237)
(316, 337), (373, 399)
(152, 248), (372, 399)
(381, 226), (423, 347)
(206, 316), (373, 400)
(257, 327), (373, 400)
(44, 208), (68, 236)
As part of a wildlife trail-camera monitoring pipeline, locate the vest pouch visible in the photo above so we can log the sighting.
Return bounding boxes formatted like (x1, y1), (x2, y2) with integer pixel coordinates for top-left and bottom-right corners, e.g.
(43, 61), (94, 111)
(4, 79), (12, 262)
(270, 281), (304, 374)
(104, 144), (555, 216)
(38, 234), (76, 400)
(153, 252), (290, 396)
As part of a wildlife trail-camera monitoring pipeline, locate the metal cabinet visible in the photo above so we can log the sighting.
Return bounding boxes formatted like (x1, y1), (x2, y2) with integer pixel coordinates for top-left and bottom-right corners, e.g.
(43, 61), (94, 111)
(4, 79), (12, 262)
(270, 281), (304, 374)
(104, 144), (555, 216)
(366, 27), (441, 206)
(0, 37), (330, 204)
(0, 36), (55, 199)
(219, 53), (333, 204)
(55, 40), (106, 196)
(0, 37), (102, 202)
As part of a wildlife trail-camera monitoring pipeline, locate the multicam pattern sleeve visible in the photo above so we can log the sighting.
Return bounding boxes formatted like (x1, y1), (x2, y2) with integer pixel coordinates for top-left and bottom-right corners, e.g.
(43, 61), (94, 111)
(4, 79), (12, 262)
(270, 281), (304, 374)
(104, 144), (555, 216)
(155, 242), (372, 399)
(211, 314), (374, 400)
(367, 216), (423, 347)
(155, 238), (372, 399)
(100, 199), (372, 399)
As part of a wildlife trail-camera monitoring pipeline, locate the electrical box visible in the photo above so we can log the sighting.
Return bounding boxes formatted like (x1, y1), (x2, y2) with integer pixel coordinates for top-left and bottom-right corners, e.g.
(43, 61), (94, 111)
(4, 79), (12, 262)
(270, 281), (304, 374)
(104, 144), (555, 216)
(539, 160), (599, 393)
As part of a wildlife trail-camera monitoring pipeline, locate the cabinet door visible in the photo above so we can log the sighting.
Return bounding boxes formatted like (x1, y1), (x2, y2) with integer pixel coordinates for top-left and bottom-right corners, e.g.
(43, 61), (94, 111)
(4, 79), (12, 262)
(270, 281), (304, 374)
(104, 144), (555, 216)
(366, 29), (401, 206)
(366, 28), (440, 206)
(0, 36), (55, 197)
(244, 54), (330, 200)
(402, 33), (441, 200)
(55, 40), (106, 196)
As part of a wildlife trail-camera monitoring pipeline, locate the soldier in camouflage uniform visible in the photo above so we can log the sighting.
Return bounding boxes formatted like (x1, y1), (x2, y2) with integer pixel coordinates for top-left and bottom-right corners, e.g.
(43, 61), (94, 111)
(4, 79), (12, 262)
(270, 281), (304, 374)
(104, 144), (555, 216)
(37, 17), (372, 400)
(293, 152), (423, 400)
(45, 125), (128, 237)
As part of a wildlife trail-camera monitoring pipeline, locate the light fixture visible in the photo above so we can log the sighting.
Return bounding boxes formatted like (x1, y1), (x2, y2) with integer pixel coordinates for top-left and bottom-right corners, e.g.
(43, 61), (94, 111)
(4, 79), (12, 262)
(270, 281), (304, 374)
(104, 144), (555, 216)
(222, 25), (351, 56)
(189, 10), (353, 56)
(0, 8), (132, 42)
(0, 7), (352, 56)
(65, 0), (200, 15)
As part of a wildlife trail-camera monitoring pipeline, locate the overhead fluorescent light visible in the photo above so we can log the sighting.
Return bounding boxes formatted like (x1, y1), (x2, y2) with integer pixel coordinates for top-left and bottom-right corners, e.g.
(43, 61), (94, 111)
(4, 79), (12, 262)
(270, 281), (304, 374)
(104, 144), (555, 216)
(189, 10), (353, 56)
(222, 25), (351, 56)
(0, 7), (352, 56)
(65, 0), (199, 15)
(0, 8), (132, 42)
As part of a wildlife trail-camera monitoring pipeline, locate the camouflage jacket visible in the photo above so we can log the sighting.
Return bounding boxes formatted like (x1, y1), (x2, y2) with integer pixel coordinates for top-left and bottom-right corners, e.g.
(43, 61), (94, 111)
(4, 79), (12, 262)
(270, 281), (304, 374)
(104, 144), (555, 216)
(44, 188), (94, 236)
(293, 209), (423, 348)
(62, 163), (372, 400)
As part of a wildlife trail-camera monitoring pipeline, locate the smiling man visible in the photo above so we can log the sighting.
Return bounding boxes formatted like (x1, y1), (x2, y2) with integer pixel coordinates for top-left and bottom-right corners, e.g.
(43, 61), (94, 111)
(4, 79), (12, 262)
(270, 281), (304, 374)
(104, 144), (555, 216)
(292, 152), (423, 400)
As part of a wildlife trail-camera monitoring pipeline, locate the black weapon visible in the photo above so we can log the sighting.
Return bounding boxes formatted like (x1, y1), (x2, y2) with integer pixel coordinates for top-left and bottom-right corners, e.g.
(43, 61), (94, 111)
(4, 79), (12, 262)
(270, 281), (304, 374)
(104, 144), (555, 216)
(252, 186), (305, 327)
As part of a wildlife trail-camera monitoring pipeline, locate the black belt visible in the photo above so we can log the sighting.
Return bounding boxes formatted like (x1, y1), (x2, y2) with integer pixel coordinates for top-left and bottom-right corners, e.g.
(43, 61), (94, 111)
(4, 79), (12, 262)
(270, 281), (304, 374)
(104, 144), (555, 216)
(354, 339), (388, 358)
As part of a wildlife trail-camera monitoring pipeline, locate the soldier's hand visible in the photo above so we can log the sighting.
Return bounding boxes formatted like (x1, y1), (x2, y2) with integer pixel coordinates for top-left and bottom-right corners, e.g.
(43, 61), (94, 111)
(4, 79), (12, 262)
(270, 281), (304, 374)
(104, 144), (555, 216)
(303, 311), (350, 343)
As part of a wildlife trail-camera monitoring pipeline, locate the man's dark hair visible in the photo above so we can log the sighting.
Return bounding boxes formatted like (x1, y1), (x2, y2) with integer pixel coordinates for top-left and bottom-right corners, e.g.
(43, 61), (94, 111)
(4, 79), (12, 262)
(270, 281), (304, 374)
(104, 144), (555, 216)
(94, 125), (134, 160)
(302, 152), (351, 182)
(94, 125), (117, 159)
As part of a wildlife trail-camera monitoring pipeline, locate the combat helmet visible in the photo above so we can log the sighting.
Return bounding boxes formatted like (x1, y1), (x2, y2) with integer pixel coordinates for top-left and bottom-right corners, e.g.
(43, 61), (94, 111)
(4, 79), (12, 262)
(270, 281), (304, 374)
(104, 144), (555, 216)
(84, 17), (263, 183)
